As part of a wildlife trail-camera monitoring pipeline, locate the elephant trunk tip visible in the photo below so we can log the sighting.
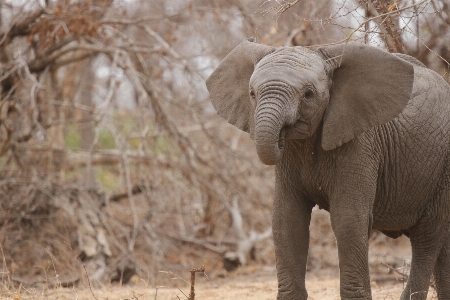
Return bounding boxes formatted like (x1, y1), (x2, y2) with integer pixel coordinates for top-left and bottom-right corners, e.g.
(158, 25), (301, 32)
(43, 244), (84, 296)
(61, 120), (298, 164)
(278, 126), (286, 151)
(255, 127), (286, 165)
(258, 152), (281, 166)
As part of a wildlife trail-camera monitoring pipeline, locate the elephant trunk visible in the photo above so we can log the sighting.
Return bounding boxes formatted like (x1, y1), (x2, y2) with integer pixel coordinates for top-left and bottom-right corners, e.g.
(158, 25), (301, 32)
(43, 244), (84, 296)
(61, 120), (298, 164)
(254, 98), (286, 165)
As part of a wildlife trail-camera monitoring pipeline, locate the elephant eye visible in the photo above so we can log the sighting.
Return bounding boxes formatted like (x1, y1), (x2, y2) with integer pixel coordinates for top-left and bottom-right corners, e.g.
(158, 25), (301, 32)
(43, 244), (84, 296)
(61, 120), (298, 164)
(249, 88), (257, 106)
(304, 89), (314, 101)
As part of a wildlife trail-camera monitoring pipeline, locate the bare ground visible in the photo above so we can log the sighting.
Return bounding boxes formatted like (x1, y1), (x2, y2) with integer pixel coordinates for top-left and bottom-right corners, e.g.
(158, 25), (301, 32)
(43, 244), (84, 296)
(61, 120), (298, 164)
(3, 268), (438, 300)
(3, 211), (432, 300)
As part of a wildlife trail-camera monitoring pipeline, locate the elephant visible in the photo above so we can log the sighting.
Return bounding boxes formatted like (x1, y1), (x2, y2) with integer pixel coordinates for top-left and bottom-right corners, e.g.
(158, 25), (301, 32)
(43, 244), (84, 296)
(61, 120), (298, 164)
(206, 39), (450, 300)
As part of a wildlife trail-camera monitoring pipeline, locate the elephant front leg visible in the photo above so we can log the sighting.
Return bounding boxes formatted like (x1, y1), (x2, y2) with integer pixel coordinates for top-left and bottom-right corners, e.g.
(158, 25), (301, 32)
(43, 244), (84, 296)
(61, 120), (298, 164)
(273, 182), (314, 300)
(330, 189), (374, 300)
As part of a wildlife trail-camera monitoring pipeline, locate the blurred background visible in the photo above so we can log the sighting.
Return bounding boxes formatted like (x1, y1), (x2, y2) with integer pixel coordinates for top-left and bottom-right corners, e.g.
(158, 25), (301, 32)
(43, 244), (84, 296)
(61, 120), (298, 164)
(0, 0), (448, 291)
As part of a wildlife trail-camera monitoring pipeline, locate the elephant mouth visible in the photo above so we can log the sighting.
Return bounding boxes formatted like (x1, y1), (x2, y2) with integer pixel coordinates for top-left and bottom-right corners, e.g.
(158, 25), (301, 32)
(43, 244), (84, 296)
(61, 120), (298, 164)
(284, 121), (311, 140)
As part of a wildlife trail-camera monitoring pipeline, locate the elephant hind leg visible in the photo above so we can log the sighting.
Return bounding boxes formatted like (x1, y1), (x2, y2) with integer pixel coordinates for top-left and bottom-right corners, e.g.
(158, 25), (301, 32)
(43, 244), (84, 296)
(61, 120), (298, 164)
(433, 227), (450, 299)
(400, 199), (450, 300)
(401, 225), (443, 300)
(400, 226), (441, 300)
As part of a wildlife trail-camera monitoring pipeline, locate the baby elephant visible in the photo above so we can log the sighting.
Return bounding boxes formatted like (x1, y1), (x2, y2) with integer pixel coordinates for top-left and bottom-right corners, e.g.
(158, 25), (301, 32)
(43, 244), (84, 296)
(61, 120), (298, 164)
(206, 39), (450, 300)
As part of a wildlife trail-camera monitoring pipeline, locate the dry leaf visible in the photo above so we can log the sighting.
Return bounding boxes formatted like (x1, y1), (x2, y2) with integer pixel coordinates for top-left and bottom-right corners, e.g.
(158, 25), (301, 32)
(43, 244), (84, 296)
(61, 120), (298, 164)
(388, 2), (398, 11)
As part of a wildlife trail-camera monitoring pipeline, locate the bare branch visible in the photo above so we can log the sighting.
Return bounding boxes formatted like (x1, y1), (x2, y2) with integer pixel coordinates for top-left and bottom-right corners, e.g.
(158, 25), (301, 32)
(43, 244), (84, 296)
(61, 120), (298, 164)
(0, 7), (45, 45)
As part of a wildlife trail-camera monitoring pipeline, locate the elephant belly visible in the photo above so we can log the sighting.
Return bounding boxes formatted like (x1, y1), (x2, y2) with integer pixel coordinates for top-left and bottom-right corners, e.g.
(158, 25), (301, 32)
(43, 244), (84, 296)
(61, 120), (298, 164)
(373, 144), (446, 230)
(372, 149), (447, 231)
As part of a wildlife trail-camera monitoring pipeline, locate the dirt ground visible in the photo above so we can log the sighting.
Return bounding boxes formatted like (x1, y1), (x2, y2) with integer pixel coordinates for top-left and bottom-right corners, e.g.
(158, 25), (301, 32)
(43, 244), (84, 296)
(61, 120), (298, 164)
(4, 267), (438, 300)
(2, 211), (433, 300)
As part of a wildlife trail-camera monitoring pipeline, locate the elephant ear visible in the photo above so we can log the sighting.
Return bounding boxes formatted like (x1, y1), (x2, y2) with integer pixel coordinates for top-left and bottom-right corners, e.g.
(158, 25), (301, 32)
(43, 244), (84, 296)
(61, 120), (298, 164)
(318, 43), (414, 151)
(206, 39), (276, 134)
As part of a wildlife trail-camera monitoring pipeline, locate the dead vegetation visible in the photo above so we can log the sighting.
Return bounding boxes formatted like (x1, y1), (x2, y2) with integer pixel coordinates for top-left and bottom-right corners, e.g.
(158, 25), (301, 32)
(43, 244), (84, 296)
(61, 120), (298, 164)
(0, 0), (449, 299)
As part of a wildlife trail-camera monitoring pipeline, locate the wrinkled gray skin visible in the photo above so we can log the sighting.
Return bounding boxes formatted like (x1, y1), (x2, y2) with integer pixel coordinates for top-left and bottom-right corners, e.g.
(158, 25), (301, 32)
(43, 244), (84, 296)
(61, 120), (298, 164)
(206, 40), (450, 300)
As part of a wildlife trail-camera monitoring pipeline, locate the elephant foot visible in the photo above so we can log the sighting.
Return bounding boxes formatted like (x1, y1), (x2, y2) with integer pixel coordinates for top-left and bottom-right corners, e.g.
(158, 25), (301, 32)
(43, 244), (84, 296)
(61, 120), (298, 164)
(276, 290), (307, 300)
(340, 287), (372, 300)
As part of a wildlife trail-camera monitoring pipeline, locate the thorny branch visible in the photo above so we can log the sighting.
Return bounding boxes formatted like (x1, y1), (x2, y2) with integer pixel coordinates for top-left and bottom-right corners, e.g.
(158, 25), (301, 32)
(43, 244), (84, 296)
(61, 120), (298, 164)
(0, 0), (277, 286)
(381, 262), (436, 289)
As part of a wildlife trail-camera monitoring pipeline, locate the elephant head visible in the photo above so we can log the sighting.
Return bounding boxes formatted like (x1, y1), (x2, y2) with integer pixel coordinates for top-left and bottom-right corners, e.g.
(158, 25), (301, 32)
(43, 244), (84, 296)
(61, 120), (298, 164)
(206, 40), (414, 165)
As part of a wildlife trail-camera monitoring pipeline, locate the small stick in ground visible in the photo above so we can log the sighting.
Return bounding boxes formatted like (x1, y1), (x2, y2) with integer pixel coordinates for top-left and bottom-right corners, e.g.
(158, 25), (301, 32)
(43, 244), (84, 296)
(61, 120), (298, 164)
(188, 266), (206, 300)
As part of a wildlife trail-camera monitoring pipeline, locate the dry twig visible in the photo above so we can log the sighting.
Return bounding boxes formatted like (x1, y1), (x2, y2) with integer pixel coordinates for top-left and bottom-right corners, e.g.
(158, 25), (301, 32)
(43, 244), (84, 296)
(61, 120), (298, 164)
(188, 266), (206, 300)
